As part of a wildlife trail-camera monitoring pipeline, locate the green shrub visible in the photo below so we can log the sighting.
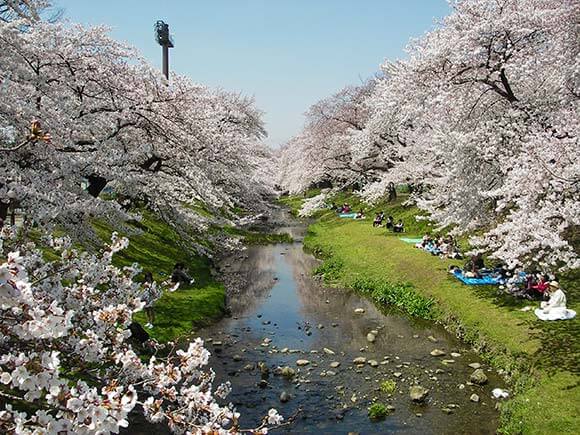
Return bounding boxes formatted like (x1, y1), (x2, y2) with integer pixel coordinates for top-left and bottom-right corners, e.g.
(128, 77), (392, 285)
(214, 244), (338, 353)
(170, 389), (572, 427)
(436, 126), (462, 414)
(353, 277), (435, 319)
(380, 379), (397, 394)
(368, 403), (389, 421)
(313, 257), (344, 280)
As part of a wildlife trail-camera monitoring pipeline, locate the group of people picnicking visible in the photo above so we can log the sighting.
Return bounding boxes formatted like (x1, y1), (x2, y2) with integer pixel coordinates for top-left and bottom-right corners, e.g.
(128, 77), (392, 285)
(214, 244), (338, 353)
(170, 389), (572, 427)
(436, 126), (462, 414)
(331, 203), (574, 321)
(373, 211), (405, 232)
(140, 262), (195, 329)
(415, 233), (463, 259)
(409, 233), (575, 321)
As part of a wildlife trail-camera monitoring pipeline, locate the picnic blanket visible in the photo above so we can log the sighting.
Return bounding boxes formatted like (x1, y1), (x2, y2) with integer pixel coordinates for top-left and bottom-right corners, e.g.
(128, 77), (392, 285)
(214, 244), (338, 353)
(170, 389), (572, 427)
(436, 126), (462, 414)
(339, 213), (357, 219)
(535, 308), (576, 321)
(400, 237), (423, 244)
(452, 269), (502, 285)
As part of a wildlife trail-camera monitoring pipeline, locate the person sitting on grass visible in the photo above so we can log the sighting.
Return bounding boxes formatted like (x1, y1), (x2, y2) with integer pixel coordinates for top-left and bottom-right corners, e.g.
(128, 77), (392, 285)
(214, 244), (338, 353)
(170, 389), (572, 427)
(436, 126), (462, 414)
(385, 215), (394, 230)
(141, 271), (161, 329)
(373, 212), (385, 227)
(171, 262), (194, 287)
(355, 209), (365, 219)
(393, 219), (404, 233)
(464, 253), (485, 277)
(532, 274), (550, 294)
(535, 281), (576, 320)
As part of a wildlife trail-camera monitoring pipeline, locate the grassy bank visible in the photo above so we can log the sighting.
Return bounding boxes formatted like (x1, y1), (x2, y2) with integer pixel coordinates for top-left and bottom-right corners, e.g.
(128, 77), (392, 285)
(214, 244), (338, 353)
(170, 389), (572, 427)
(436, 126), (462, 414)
(288, 194), (579, 434)
(93, 211), (225, 343)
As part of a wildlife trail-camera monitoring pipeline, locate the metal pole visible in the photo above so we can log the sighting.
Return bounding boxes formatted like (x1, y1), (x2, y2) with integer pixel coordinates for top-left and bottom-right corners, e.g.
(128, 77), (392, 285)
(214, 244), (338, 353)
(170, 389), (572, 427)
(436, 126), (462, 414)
(162, 44), (169, 79)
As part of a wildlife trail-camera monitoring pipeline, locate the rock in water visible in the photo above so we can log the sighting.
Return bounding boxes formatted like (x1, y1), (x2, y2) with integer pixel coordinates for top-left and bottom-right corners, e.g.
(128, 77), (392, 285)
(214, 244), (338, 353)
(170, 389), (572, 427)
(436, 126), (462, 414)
(280, 366), (296, 378)
(296, 359), (310, 367)
(353, 357), (367, 365)
(354, 308), (365, 314)
(330, 361), (341, 368)
(367, 333), (376, 343)
(368, 360), (379, 367)
(430, 349), (446, 357)
(470, 369), (488, 385)
(470, 394), (480, 403)
(468, 362), (481, 369)
(279, 391), (291, 403)
(323, 347), (336, 355)
(409, 386), (429, 402)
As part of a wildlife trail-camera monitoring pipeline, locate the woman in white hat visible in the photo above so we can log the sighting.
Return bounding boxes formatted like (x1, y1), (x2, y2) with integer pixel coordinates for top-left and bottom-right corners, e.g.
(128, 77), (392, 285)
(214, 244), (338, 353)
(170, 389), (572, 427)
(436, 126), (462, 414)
(535, 281), (576, 320)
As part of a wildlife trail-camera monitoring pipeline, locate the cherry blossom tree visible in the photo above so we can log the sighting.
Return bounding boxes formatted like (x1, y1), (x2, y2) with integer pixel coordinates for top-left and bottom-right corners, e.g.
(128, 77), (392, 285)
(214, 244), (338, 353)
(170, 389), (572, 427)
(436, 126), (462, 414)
(282, 0), (579, 271)
(0, 229), (282, 434)
(0, 6), (272, 244)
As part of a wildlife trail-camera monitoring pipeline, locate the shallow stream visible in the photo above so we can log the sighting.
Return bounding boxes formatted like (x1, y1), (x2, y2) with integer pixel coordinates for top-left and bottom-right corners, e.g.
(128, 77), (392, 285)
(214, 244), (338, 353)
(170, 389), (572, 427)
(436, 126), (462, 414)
(198, 214), (503, 434)
(131, 211), (504, 434)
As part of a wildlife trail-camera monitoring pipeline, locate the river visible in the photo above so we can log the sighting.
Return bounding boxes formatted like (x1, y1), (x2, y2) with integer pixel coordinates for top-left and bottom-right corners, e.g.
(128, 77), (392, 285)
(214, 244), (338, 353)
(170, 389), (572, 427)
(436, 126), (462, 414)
(132, 210), (504, 434)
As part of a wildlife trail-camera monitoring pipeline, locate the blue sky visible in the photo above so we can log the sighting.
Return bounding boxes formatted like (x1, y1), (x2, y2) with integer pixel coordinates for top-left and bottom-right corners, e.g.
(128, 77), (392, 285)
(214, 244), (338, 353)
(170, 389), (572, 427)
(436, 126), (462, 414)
(56, 0), (450, 147)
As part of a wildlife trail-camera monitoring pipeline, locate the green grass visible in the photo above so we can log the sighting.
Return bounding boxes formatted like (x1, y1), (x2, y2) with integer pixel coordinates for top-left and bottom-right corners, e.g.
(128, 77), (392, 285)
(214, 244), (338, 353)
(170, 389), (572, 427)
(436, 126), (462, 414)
(303, 195), (580, 434)
(93, 210), (225, 343)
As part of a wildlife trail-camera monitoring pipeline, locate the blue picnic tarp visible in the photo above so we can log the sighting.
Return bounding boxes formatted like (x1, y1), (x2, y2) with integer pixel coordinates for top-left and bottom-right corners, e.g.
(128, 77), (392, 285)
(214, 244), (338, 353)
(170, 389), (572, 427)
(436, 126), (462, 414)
(400, 237), (423, 244)
(339, 213), (357, 219)
(452, 270), (501, 285)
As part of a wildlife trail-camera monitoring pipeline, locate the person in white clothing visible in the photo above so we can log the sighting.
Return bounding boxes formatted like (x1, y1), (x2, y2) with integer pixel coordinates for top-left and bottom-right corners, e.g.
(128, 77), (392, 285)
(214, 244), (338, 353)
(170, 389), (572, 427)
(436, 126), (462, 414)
(535, 281), (576, 321)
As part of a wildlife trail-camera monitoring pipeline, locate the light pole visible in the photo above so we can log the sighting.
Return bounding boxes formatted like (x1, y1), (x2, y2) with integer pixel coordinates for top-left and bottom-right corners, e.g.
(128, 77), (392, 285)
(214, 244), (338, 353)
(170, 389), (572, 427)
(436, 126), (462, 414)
(154, 20), (174, 80)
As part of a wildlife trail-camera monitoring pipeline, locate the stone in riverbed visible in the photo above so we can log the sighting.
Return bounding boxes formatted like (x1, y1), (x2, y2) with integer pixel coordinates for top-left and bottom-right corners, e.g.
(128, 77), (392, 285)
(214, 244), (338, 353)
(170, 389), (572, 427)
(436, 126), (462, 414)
(368, 360), (379, 367)
(232, 354), (242, 362)
(353, 357), (367, 365)
(279, 391), (291, 403)
(470, 393), (480, 403)
(280, 367), (296, 378)
(326, 370), (336, 376)
(468, 362), (481, 369)
(386, 405), (396, 411)
(367, 333), (376, 343)
(450, 352), (461, 358)
(330, 362), (341, 368)
(409, 386), (429, 402)
(258, 380), (268, 389)
(323, 347), (336, 355)
(296, 359), (310, 367)
(280, 348), (289, 353)
(442, 359), (455, 364)
(428, 336), (438, 342)
(470, 369), (488, 385)
(442, 407), (453, 414)
(354, 308), (365, 314)
(393, 372), (403, 378)
(430, 349), (446, 357)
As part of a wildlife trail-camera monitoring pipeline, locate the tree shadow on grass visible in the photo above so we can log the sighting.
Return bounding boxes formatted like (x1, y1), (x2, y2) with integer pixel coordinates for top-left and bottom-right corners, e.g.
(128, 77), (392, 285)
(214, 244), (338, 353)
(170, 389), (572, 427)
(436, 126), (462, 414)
(527, 316), (580, 375)
(527, 269), (580, 375)
(469, 279), (580, 374)
(471, 284), (532, 309)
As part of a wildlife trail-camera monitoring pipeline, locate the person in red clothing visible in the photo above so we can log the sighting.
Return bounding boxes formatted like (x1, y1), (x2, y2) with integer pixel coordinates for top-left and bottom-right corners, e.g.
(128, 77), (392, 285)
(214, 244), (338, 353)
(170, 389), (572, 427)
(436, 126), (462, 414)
(532, 275), (550, 294)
